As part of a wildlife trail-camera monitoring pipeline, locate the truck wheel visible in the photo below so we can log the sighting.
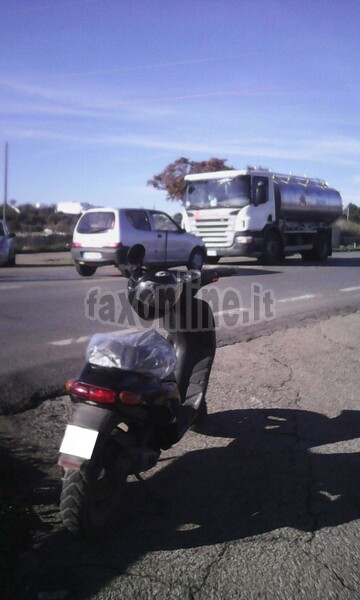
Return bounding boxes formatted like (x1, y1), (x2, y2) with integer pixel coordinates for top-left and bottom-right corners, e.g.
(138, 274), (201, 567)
(301, 250), (314, 262)
(261, 232), (282, 265)
(314, 233), (330, 261)
(60, 442), (129, 537)
(75, 262), (97, 277)
(187, 248), (205, 270)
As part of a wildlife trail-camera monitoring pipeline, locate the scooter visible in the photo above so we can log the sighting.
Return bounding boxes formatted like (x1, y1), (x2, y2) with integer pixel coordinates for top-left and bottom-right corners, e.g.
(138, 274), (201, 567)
(58, 259), (218, 537)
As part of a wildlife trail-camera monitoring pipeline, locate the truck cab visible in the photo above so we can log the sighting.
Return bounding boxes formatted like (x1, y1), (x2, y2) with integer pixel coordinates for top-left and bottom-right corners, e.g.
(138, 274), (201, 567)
(183, 168), (276, 262)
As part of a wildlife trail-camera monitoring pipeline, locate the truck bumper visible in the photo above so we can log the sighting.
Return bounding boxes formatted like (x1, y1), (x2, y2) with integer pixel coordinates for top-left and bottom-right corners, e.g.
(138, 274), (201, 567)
(205, 233), (262, 258)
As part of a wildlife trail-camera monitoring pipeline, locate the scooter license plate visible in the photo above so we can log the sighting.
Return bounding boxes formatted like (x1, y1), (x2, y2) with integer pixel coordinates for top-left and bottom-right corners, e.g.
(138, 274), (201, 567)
(59, 424), (99, 460)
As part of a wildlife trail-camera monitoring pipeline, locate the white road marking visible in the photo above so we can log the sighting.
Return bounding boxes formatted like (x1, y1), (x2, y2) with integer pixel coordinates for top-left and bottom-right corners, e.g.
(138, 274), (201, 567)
(0, 284), (23, 290)
(51, 338), (74, 346)
(277, 294), (319, 303)
(214, 308), (246, 316)
(339, 286), (360, 293)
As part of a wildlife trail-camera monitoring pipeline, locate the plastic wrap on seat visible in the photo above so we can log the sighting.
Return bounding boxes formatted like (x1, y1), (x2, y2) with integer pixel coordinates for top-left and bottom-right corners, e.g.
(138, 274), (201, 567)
(86, 330), (177, 379)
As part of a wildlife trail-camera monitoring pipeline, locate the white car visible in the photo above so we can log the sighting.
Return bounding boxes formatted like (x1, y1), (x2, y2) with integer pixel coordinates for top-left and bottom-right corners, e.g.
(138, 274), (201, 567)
(0, 220), (16, 266)
(71, 208), (206, 276)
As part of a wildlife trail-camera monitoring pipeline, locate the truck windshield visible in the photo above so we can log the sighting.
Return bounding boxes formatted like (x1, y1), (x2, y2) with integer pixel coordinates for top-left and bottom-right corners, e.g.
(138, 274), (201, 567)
(184, 176), (250, 209)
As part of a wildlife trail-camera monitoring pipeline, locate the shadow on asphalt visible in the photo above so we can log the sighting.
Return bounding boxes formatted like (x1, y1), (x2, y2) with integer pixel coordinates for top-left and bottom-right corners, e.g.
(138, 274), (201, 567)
(0, 439), (59, 600)
(220, 255), (360, 269)
(11, 408), (360, 599)
(211, 265), (281, 277)
(12, 263), (73, 268)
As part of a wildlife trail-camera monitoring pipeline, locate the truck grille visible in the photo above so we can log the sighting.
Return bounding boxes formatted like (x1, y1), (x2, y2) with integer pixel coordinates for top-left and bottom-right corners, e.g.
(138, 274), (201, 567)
(189, 215), (235, 247)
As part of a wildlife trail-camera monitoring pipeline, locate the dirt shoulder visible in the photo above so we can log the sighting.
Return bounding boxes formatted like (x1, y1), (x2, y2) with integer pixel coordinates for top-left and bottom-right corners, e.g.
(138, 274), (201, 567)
(15, 252), (73, 267)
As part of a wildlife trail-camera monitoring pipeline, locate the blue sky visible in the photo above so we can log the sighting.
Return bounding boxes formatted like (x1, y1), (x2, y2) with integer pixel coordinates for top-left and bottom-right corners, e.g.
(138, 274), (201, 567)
(1, 0), (360, 214)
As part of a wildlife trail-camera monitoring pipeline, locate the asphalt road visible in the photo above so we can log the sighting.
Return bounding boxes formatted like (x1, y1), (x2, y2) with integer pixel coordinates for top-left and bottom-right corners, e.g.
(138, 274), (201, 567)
(1, 252), (360, 413)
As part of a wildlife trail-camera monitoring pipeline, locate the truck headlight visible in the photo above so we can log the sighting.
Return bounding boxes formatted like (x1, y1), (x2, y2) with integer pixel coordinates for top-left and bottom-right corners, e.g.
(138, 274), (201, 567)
(235, 235), (253, 244)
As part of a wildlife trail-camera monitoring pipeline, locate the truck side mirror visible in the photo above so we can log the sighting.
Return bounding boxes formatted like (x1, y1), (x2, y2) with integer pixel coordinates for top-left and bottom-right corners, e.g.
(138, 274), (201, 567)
(254, 184), (267, 205)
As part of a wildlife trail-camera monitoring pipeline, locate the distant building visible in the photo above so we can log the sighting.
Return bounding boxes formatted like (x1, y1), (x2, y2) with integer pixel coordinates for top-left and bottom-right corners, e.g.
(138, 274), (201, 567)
(56, 201), (91, 215)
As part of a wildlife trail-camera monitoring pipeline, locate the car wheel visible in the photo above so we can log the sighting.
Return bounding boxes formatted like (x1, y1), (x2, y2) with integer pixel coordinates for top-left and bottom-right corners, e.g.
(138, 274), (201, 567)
(187, 248), (205, 270)
(5, 250), (16, 267)
(75, 262), (97, 277)
(117, 267), (131, 278)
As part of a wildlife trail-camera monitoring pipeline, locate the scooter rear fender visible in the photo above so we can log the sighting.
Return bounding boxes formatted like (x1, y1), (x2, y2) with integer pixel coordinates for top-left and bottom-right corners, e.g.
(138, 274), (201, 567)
(58, 403), (121, 470)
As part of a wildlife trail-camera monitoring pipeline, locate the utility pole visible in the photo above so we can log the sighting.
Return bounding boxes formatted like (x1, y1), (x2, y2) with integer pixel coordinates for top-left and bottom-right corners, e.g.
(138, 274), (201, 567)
(3, 142), (8, 223)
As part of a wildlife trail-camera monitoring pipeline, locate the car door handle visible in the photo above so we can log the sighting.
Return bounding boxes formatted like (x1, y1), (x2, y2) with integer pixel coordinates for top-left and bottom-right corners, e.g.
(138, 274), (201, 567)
(157, 234), (162, 238)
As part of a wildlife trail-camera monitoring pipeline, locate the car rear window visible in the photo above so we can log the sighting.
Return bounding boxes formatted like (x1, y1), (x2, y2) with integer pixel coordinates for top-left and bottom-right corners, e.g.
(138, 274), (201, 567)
(77, 212), (115, 234)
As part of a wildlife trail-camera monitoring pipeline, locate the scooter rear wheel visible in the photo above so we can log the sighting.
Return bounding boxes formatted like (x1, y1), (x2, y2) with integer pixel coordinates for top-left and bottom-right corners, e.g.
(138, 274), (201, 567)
(60, 441), (129, 537)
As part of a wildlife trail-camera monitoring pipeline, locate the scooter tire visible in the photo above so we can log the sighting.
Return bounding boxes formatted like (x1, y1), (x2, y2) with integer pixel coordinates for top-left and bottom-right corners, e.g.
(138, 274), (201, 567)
(59, 443), (129, 537)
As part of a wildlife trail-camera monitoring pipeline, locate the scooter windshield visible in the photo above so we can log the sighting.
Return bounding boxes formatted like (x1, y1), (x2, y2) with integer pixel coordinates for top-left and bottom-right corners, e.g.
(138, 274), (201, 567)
(86, 330), (177, 379)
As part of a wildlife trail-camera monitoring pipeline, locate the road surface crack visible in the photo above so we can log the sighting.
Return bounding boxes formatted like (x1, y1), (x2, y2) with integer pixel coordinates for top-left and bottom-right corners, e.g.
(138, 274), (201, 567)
(300, 546), (358, 593)
(190, 544), (229, 595)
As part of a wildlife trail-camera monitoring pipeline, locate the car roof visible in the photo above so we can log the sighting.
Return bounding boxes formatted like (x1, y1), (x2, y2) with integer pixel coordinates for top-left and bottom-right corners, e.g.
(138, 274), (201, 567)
(80, 208), (172, 216)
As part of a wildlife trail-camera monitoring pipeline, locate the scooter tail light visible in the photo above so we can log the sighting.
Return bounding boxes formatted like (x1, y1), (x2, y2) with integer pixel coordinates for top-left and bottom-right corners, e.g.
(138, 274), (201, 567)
(70, 380), (116, 404)
(65, 378), (74, 393)
(119, 391), (142, 405)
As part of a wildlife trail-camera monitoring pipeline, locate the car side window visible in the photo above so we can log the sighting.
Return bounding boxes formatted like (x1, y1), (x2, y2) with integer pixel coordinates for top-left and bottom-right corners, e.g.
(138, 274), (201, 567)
(151, 212), (179, 232)
(125, 210), (151, 231)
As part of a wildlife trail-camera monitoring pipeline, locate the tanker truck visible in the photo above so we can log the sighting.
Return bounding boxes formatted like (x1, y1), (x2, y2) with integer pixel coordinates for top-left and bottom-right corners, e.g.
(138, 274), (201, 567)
(182, 167), (343, 264)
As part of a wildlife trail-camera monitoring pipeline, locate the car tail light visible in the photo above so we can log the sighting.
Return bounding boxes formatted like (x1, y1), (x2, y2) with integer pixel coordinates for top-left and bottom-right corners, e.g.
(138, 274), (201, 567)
(105, 242), (122, 248)
(69, 380), (116, 404)
(72, 242), (82, 248)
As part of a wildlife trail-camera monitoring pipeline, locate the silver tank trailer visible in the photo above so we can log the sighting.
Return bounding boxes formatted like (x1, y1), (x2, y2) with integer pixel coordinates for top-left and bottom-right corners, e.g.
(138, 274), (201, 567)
(274, 180), (342, 224)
